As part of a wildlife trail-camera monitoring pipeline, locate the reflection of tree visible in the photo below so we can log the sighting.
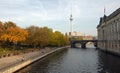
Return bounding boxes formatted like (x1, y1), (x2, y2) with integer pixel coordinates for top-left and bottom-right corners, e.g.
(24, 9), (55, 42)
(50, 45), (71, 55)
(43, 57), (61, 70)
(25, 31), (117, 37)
(97, 51), (120, 73)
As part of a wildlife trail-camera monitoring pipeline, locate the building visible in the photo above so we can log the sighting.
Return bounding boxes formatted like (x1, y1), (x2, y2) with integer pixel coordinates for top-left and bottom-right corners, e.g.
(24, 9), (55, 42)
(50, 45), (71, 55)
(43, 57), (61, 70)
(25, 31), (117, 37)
(97, 8), (120, 55)
(82, 35), (93, 40)
(68, 31), (95, 41)
(68, 31), (83, 37)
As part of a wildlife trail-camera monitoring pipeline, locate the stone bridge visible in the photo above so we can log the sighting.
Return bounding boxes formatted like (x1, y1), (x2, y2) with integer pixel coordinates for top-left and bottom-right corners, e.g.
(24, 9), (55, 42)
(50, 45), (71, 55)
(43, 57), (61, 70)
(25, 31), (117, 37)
(70, 40), (98, 48)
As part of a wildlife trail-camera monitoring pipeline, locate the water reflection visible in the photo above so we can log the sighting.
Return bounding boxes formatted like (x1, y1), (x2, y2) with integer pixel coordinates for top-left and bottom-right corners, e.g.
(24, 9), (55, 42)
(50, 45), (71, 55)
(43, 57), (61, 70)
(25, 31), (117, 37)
(98, 51), (120, 73)
(16, 46), (120, 73)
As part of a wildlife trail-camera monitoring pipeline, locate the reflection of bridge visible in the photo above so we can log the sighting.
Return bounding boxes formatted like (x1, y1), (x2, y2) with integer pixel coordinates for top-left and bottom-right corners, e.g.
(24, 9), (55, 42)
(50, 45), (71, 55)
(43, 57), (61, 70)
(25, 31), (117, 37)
(70, 40), (98, 48)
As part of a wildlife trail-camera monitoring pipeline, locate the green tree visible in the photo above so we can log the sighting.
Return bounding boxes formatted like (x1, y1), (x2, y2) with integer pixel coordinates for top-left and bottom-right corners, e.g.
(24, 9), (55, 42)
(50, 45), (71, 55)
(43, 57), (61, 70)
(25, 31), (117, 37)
(49, 31), (68, 46)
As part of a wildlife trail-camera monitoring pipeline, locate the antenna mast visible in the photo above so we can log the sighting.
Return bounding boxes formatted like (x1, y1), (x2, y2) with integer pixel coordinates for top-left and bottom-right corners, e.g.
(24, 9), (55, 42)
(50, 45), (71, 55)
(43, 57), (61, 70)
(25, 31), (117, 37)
(104, 6), (106, 15)
(69, 2), (73, 36)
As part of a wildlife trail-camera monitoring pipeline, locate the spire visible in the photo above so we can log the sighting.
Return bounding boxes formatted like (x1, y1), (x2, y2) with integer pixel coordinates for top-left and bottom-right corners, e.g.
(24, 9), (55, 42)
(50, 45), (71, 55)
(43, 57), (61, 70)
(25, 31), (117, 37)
(70, 14), (73, 21)
(71, 2), (72, 15)
(70, 2), (73, 21)
(103, 6), (107, 22)
(104, 6), (106, 15)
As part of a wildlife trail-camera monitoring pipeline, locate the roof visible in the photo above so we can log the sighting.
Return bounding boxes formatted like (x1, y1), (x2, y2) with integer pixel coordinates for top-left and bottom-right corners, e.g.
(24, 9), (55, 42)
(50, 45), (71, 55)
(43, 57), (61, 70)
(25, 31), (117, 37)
(97, 7), (120, 28)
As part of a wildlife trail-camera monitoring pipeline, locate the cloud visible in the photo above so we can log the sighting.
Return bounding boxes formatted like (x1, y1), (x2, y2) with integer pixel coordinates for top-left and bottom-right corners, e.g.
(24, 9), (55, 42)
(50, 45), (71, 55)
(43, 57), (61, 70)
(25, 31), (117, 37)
(105, 1), (120, 15)
(0, 0), (119, 36)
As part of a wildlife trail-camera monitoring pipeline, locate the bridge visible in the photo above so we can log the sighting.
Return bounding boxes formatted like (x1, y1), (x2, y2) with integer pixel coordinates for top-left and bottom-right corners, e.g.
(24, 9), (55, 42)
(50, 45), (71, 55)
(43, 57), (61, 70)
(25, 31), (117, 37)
(70, 40), (98, 48)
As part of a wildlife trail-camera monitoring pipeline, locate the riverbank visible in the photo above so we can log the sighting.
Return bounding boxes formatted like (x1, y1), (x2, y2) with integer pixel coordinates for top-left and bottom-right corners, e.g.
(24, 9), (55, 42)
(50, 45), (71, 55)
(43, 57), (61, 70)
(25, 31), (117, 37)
(0, 46), (69, 73)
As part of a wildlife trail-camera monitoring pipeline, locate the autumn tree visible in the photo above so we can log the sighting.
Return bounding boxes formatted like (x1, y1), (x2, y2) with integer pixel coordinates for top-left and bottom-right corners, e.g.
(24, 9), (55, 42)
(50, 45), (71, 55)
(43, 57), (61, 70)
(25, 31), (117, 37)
(63, 34), (69, 45)
(0, 21), (28, 49)
(26, 26), (40, 48)
(4, 21), (16, 29)
(37, 27), (50, 47)
(0, 21), (4, 36)
(0, 21), (69, 49)
(48, 31), (69, 47)
(54, 31), (69, 46)
(26, 26), (51, 48)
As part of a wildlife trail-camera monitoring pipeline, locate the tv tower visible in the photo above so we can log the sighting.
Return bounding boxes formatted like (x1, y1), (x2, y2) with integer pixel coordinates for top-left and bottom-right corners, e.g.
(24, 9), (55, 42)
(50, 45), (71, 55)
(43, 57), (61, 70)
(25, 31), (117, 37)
(69, 4), (73, 36)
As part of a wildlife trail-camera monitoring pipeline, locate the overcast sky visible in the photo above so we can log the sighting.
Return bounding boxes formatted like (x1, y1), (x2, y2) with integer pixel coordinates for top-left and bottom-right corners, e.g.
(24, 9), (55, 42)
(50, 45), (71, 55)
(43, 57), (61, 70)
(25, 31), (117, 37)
(0, 0), (120, 36)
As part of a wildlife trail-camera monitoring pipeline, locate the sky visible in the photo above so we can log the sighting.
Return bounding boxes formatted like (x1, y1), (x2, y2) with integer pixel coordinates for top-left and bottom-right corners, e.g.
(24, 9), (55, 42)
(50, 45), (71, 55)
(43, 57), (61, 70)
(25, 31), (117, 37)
(0, 0), (120, 36)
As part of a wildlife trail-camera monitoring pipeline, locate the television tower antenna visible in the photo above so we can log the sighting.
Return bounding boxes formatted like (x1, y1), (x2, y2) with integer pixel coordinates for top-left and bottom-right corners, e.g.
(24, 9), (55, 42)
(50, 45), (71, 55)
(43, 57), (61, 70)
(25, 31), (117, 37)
(69, 3), (73, 36)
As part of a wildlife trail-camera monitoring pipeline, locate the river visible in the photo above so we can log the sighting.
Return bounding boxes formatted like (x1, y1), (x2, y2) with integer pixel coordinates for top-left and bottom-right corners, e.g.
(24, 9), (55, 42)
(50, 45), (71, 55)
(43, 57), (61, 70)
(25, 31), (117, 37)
(16, 45), (120, 73)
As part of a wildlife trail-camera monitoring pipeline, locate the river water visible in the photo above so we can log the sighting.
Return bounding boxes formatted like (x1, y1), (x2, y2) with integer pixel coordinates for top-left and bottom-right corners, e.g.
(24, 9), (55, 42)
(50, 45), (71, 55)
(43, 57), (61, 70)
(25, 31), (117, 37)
(16, 45), (120, 73)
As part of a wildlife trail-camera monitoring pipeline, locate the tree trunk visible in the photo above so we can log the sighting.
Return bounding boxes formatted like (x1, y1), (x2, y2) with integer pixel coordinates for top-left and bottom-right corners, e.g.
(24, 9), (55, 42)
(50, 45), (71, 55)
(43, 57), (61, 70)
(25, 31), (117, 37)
(13, 43), (16, 49)
(34, 44), (36, 48)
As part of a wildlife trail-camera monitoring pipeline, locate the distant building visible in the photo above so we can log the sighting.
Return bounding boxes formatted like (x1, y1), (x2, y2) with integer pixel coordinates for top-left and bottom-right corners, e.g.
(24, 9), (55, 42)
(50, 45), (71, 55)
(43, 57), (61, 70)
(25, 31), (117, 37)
(93, 36), (97, 40)
(97, 8), (120, 55)
(68, 31), (83, 37)
(68, 31), (95, 41)
(82, 35), (93, 40)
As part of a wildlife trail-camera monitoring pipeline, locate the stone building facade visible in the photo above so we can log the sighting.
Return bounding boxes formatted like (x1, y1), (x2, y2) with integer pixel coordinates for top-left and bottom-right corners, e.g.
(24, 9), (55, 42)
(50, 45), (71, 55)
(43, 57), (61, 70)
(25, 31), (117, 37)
(97, 8), (120, 55)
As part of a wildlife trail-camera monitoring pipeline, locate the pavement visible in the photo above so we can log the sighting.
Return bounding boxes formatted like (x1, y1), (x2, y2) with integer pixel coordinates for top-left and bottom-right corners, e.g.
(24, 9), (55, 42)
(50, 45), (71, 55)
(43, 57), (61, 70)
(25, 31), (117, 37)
(0, 48), (53, 70)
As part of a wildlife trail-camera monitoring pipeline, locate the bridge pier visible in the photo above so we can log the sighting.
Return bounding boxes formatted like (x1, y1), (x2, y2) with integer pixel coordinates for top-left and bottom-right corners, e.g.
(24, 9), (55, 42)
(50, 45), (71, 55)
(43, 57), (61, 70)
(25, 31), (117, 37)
(94, 42), (97, 47)
(71, 44), (76, 48)
(71, 43), (87, 48)
(81, 43), (86, 48)
(81, 44), (86, 48)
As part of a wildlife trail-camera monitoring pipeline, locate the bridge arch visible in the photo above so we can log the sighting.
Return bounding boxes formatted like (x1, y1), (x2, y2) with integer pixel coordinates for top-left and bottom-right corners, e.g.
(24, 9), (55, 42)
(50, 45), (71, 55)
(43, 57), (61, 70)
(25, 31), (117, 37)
(70, 40), (97, 48)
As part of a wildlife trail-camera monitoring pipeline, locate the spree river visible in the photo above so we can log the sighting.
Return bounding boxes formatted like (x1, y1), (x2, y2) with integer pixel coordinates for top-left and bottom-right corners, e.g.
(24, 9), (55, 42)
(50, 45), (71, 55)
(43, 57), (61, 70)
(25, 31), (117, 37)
(16, 45), (120, 73)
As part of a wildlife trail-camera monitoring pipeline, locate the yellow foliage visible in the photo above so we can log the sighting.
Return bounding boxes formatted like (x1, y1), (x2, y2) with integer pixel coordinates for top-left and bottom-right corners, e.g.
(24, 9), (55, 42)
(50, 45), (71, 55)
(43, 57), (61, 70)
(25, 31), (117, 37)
(0, 27), (28, 43)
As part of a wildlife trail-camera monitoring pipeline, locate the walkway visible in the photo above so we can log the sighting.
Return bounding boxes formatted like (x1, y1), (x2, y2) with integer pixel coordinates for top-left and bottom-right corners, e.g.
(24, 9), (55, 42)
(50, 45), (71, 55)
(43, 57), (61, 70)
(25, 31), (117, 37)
(0, 48), (54, 71)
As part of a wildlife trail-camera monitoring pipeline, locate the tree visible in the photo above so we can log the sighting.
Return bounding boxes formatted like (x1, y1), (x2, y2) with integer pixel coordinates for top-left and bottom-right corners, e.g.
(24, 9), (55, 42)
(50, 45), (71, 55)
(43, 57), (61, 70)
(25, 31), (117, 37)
(26, 26), (50, 48)
(0, 21), (69, 49)
(26, 26), (40, 48)
(48, 31), (69, 46)
(4, 21), (16, 29)
(0, 27), (28, 49)
(63, 34), (69, 46)
(0, 21), (4, 36)
(37, 27), (50, 47)
(54, 31), (63, 46)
